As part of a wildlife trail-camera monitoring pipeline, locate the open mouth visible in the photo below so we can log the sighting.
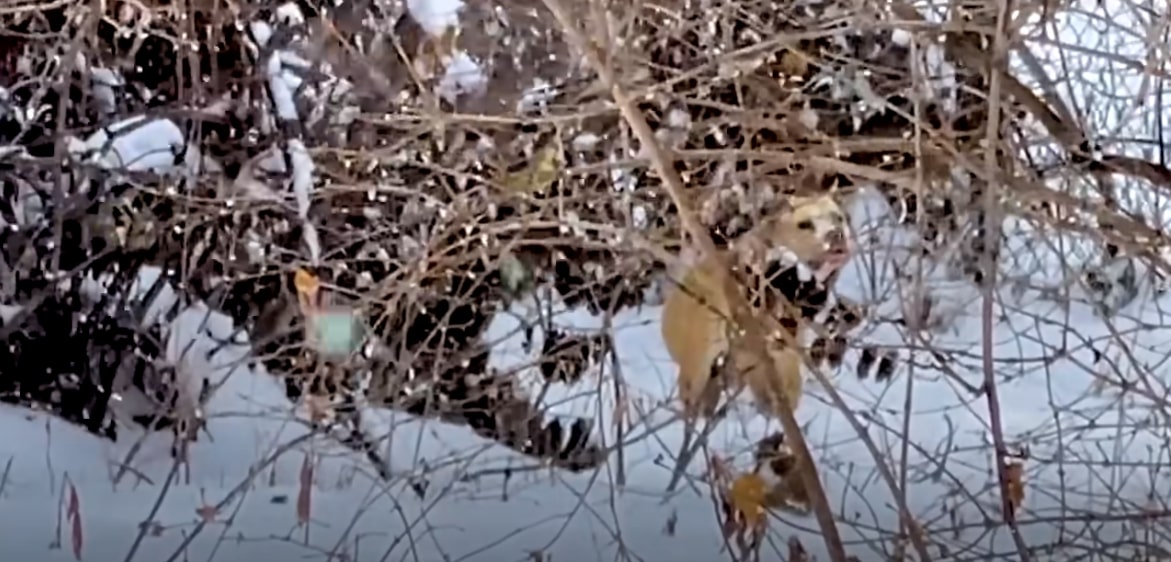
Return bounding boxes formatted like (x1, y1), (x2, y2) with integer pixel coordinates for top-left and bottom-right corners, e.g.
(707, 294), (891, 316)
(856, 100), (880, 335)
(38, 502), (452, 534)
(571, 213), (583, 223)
(813, 244), (852, 281)
(827, 248), (851, 264)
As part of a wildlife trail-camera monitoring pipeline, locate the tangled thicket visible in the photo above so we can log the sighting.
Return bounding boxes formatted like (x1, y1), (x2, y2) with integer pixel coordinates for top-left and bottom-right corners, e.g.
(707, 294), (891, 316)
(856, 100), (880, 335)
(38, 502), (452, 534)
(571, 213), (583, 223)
(1, 0), (1170, 550)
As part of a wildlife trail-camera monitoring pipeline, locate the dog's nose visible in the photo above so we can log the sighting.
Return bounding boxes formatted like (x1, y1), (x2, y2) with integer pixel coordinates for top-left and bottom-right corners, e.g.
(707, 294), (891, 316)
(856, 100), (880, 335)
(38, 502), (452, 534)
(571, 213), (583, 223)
(825, 228), (847, 249)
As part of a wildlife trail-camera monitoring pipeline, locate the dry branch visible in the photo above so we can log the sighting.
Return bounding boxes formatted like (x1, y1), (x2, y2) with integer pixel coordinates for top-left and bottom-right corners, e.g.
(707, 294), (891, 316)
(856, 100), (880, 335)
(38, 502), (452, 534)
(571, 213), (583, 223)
(978, 0), (1034, 557)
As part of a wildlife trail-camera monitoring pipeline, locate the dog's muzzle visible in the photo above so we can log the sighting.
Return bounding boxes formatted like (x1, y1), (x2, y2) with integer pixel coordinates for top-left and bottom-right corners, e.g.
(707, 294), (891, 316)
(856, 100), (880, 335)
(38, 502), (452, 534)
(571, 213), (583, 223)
(813, 228), (852, 281)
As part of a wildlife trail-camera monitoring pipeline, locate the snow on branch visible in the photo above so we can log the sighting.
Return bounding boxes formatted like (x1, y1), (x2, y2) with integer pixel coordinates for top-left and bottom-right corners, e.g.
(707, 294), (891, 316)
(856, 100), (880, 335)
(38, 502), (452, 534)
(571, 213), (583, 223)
(65, 115), (216, 178)
(245, 1), (341, 265)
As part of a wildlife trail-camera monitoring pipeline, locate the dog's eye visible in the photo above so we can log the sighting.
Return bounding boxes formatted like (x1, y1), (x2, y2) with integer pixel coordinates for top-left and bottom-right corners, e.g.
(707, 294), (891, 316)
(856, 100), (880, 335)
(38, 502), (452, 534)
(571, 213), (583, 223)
(797, 220), (814, 230)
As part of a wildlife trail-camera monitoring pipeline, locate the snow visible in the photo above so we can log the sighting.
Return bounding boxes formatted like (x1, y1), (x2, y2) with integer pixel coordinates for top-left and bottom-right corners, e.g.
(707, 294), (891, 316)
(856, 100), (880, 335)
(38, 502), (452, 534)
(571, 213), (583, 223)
(518, 79), (559, 115)
(65, 116), (215, 177)
(436, 51), (488, 104)
(88, 67), (125, 117)
(264, 51), (301, 123)
(407, 0), (464, 38)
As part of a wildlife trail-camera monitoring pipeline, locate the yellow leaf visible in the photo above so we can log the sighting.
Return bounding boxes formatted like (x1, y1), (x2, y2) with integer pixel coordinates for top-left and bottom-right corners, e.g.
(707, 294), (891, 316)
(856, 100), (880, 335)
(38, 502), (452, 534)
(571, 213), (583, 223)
(294, 268), (319, 295)
(728, 473), (768, 528)
(294, 268), (321, 312)
(498, 145), (562, 195)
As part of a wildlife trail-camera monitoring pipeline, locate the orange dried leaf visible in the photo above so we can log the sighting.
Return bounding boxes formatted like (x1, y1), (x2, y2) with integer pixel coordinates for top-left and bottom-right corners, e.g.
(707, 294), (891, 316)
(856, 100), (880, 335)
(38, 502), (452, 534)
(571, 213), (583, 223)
(728, 473), (768, 529)
(297, 454), (314, 525)
(294, 268), (321, 312)
(294, 268), (320, 295)
(1004, 460), (1025, 516)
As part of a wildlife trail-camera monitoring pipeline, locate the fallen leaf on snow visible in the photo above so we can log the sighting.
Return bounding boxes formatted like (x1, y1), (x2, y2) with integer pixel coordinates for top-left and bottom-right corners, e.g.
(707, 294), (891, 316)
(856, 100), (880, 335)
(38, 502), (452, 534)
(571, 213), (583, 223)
(297, 454), (314, 525)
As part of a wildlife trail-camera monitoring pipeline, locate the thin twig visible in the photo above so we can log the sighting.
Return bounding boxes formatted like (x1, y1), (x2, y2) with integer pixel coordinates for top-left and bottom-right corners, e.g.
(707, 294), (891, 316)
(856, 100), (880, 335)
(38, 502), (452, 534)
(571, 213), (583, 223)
(123, 459), (181, 562)
(981, 0), (1033, 558)
(602, 313), (628, 487)
(0, 456), (12, 498)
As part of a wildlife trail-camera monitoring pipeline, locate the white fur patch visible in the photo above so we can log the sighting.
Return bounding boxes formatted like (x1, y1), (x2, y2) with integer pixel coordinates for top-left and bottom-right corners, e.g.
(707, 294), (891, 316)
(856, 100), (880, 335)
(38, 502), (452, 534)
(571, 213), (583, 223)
(765, 247), (801, 269)
(767, 247), (815, 282)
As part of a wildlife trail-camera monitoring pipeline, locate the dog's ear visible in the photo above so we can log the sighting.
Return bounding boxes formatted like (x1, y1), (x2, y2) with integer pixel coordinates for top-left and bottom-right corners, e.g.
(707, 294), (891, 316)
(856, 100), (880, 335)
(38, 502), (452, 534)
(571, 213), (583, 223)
(827, 174), (844, 195)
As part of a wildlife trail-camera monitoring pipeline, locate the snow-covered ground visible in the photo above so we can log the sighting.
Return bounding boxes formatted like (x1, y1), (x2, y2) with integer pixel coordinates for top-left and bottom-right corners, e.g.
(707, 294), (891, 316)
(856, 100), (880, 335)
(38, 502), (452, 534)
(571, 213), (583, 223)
(3, 189), (1171, 562)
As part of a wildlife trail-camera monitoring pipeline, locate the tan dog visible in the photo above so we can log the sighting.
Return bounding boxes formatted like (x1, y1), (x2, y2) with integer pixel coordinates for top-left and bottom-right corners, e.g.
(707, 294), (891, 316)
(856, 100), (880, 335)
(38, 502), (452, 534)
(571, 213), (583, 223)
(661, 193), (853, 421)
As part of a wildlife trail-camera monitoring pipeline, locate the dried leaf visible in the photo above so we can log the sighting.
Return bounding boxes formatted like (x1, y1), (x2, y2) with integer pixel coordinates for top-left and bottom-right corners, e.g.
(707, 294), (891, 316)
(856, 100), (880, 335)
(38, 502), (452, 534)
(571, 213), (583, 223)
(294, 268), (321, 312)
(297, 454), (313, 526)
(1003, 459), (1025, 517)
(67, 482), (82, 561)
(778, 49), (808, 78)
(721, 473), (768, 559)
(498, 145), (561, 195)
(195, 504), (217, 522)
(196, 490), (218, 523)
(728, 473), (768, 529)
(70, 513), (83, 560)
